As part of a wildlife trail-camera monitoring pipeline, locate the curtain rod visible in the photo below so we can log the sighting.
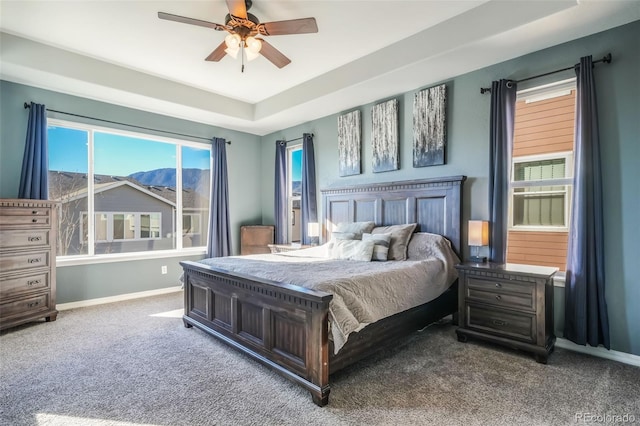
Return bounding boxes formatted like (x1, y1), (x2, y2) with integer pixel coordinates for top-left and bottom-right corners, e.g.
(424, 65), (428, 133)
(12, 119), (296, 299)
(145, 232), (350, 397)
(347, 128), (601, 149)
(480, 53), (612, 94)
(23, 102), (231, 144)
(278, 133), (314, 145)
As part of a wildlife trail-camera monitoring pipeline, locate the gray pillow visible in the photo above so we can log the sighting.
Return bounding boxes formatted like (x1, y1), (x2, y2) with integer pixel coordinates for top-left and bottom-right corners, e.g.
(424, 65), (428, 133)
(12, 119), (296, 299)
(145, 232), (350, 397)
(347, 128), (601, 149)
(329, 239), (375, 261)
(407, 232), (451, 260)
(333, 221), (375, 240)
(362, 232), (391, 261)
(371, 223), (417, 260)
(331, 231), (357, 241)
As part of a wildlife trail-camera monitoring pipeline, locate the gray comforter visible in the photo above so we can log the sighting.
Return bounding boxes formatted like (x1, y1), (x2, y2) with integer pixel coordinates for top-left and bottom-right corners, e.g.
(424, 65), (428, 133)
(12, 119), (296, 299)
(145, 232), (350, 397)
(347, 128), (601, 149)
(195, 233), (459, 353)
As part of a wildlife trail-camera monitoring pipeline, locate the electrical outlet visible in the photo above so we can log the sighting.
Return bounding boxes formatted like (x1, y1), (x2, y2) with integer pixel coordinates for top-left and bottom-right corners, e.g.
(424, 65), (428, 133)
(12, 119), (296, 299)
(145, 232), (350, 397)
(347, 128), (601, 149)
(161, 265), (168, 274)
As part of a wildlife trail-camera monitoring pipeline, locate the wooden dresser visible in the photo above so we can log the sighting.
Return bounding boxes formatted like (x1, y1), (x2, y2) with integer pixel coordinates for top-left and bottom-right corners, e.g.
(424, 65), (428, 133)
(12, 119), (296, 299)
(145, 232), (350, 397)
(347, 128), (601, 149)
(0, 199), (59, 330)
(455, 262), (557, 363)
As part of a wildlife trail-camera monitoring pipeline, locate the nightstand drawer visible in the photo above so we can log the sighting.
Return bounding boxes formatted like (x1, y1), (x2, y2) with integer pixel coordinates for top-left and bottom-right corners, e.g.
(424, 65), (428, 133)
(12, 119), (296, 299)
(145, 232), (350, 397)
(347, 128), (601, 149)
(467, 276), (534, 295)
(467, 288), (535, 310)
(466, 304), (536, 343)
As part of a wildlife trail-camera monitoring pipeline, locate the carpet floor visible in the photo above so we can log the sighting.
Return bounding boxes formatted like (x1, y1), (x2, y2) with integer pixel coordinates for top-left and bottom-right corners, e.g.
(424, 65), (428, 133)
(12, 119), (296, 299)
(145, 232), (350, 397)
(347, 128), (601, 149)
(1, 291), (638, 426)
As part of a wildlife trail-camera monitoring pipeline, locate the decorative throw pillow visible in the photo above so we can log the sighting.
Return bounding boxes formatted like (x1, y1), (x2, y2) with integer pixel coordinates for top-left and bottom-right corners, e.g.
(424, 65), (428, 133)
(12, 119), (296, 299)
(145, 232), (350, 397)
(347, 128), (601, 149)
(333, 221), (376, 240)
(371, 223), (417, 261)
(362, 232), (392, 261)
(329, 239), (375, 262)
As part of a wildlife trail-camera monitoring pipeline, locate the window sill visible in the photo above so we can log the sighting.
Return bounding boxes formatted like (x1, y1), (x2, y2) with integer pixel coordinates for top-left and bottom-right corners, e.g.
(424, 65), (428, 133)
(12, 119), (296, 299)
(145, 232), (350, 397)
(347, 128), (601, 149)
(56, 247), (207, 267)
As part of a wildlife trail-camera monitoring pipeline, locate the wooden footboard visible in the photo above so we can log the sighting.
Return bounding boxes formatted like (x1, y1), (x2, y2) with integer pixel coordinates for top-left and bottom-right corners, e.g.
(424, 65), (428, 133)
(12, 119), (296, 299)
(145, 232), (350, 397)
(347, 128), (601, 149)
(181, 260), (333, 406)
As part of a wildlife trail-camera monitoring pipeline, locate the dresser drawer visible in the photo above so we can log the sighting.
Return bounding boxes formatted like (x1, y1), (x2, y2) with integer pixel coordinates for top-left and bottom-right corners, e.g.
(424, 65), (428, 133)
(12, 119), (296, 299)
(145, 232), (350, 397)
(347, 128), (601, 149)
(466, 303), (536, 343)
(467, 287), (535, 311)
(0, 251), (50, 274)
(0, 229), (50, 250)
(0, 207), (51, 226)
(0, 292), (50, 320)
(0, 271), (50, 298)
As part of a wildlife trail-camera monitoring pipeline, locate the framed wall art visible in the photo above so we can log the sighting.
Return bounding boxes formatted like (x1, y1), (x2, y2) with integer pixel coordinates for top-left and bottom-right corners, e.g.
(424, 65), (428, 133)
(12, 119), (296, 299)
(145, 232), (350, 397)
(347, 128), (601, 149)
(413, 83), (447, 167)
(371, 99), (399, 173)
(337, 110), (361, 177)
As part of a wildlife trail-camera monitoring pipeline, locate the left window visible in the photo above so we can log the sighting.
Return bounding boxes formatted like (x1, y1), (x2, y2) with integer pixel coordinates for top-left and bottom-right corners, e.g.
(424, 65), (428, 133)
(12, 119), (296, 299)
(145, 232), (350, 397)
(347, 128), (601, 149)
(48, 120), (211, 258)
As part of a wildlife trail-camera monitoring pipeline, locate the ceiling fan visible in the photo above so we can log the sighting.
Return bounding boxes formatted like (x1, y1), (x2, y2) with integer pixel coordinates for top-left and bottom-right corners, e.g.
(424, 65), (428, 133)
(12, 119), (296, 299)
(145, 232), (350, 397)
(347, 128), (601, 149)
(158, 0), (318, 72)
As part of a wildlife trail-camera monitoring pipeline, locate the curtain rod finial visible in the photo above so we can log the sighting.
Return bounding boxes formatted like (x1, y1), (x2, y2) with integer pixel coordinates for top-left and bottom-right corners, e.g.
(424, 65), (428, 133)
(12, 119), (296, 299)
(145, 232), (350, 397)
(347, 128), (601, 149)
(24, 102), (30, 109)
(603, 53), (612, 64)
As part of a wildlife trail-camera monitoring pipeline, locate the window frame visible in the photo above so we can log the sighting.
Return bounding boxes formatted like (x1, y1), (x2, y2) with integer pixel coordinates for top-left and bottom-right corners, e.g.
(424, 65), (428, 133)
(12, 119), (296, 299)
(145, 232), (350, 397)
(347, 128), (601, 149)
(48, 118), (212, 266)
(508, 151), (574, 232)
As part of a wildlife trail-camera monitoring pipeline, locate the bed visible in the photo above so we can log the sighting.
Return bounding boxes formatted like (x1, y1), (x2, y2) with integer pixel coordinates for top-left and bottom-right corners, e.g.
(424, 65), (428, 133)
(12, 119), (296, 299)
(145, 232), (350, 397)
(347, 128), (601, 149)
(180, 176), (466, 406)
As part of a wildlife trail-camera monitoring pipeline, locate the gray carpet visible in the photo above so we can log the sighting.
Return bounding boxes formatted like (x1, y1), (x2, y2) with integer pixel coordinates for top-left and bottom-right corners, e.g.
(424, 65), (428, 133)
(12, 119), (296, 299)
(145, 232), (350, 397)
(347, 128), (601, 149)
(1, 292), (638, 426)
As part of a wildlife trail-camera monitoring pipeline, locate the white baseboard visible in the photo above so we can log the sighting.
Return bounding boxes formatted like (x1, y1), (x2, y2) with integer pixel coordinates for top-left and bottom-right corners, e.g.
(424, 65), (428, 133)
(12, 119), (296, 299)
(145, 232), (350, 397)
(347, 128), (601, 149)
(57, 286), (182, 311)
(556, 338), (640, 368)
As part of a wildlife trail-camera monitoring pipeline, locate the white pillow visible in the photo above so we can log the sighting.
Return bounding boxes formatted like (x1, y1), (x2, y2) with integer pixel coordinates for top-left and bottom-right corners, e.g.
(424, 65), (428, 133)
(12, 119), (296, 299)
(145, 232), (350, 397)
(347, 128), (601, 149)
(362, 232), (391, 261)
(329, 239), (375, 261)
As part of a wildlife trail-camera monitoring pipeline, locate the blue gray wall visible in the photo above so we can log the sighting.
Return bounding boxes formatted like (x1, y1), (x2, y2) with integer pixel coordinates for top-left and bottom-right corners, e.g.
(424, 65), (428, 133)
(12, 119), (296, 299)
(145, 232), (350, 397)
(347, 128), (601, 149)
(260, 21), (640, 355)
(0, 81), (263, 303)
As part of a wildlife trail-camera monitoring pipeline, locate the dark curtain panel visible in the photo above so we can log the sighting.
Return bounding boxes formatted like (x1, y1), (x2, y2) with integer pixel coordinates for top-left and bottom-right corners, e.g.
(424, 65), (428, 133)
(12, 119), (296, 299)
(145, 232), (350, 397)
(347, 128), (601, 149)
(274, 141), (288, 244)
(564, 55), (610, 349)
(488, 80), (517, 263)
(207, 138), (232, 258)
(19, 102), (49, 199)
(300, 133), (317, 245)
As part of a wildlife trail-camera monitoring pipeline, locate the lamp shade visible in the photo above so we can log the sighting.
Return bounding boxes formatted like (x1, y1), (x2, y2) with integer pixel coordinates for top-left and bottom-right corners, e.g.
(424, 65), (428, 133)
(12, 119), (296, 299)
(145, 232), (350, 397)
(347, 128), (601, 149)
(307, 222), (320, 238)
(468, 220), (489, 246)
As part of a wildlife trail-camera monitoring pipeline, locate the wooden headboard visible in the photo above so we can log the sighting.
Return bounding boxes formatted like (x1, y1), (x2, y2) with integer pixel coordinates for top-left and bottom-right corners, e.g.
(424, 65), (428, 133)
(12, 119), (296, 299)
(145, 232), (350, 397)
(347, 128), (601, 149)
(321, 176), (466, 256)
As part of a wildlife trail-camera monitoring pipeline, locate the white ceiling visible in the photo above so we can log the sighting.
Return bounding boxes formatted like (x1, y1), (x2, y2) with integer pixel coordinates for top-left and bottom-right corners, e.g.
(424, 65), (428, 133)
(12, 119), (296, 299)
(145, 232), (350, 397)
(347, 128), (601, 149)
(1, 1), (639, 136)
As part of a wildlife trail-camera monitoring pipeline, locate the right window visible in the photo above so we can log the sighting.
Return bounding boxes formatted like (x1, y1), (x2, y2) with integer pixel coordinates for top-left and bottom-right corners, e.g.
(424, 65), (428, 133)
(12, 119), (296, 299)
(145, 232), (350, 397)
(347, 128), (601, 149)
(507, 79), (576, 271)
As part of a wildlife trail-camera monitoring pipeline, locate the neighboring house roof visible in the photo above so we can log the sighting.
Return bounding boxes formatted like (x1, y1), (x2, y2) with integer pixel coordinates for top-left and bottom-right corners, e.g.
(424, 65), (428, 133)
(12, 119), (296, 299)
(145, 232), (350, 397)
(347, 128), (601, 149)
(48, 171), (208, 209)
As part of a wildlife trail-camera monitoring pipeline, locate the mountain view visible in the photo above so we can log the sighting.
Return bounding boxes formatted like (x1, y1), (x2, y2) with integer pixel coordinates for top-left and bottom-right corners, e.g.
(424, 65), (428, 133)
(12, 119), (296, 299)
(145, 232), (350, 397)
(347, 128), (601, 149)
(129, 168), (210, 194)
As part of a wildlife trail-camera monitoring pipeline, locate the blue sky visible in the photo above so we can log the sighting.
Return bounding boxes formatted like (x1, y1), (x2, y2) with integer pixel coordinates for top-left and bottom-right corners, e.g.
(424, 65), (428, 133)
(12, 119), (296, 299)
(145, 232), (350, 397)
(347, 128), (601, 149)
(291, 148), (302, 181)
(48, 126), (211, 176)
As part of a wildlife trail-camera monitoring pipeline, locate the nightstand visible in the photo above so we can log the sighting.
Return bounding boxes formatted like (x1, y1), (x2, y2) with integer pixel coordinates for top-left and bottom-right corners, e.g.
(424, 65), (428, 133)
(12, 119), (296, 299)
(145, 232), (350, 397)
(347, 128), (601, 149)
(455, 262), (558, 363)
(267, 244), (312, 253)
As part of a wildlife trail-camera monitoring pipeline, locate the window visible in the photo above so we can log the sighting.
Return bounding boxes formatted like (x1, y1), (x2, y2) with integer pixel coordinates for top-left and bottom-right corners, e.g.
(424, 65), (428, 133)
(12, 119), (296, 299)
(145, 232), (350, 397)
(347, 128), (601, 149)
(48, 119), (211, 259)
(510, 153), (573, 229)
(287, 146), (302, 243)
(506, 79), (576, 271)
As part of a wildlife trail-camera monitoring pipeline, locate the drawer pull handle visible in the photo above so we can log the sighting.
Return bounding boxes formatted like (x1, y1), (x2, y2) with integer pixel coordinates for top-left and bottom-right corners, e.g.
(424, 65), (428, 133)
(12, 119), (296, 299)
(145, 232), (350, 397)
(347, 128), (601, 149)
(495, 295), (502, 301)
(27, 301), (40, 308)
(28, 258), (42, 264)
(32, 218), (38, 223)
(28, 236), (42, 242)
(32, 210), (38, 215)
(27, 280), (41, 286)
(495, 282), (502, 288)
(492, 319), (507, 327)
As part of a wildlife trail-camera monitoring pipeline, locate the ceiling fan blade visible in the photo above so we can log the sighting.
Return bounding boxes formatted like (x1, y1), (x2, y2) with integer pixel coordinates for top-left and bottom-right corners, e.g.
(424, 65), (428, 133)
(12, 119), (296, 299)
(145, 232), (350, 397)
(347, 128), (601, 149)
(258, 18), (318, 36)
(205, 41), (228, 62)
(256, 38), (291, 68)
(158, 12), (226, 31)
(226, 0), (248, 19)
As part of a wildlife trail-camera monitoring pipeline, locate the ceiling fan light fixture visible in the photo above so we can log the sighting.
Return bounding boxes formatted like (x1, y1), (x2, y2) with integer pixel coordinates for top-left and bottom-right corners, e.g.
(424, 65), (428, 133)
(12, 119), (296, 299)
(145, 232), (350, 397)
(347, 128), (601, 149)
(245, 36), (262, 53)
(224, 46), (239, 59)
(224, 33), (241, 49)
